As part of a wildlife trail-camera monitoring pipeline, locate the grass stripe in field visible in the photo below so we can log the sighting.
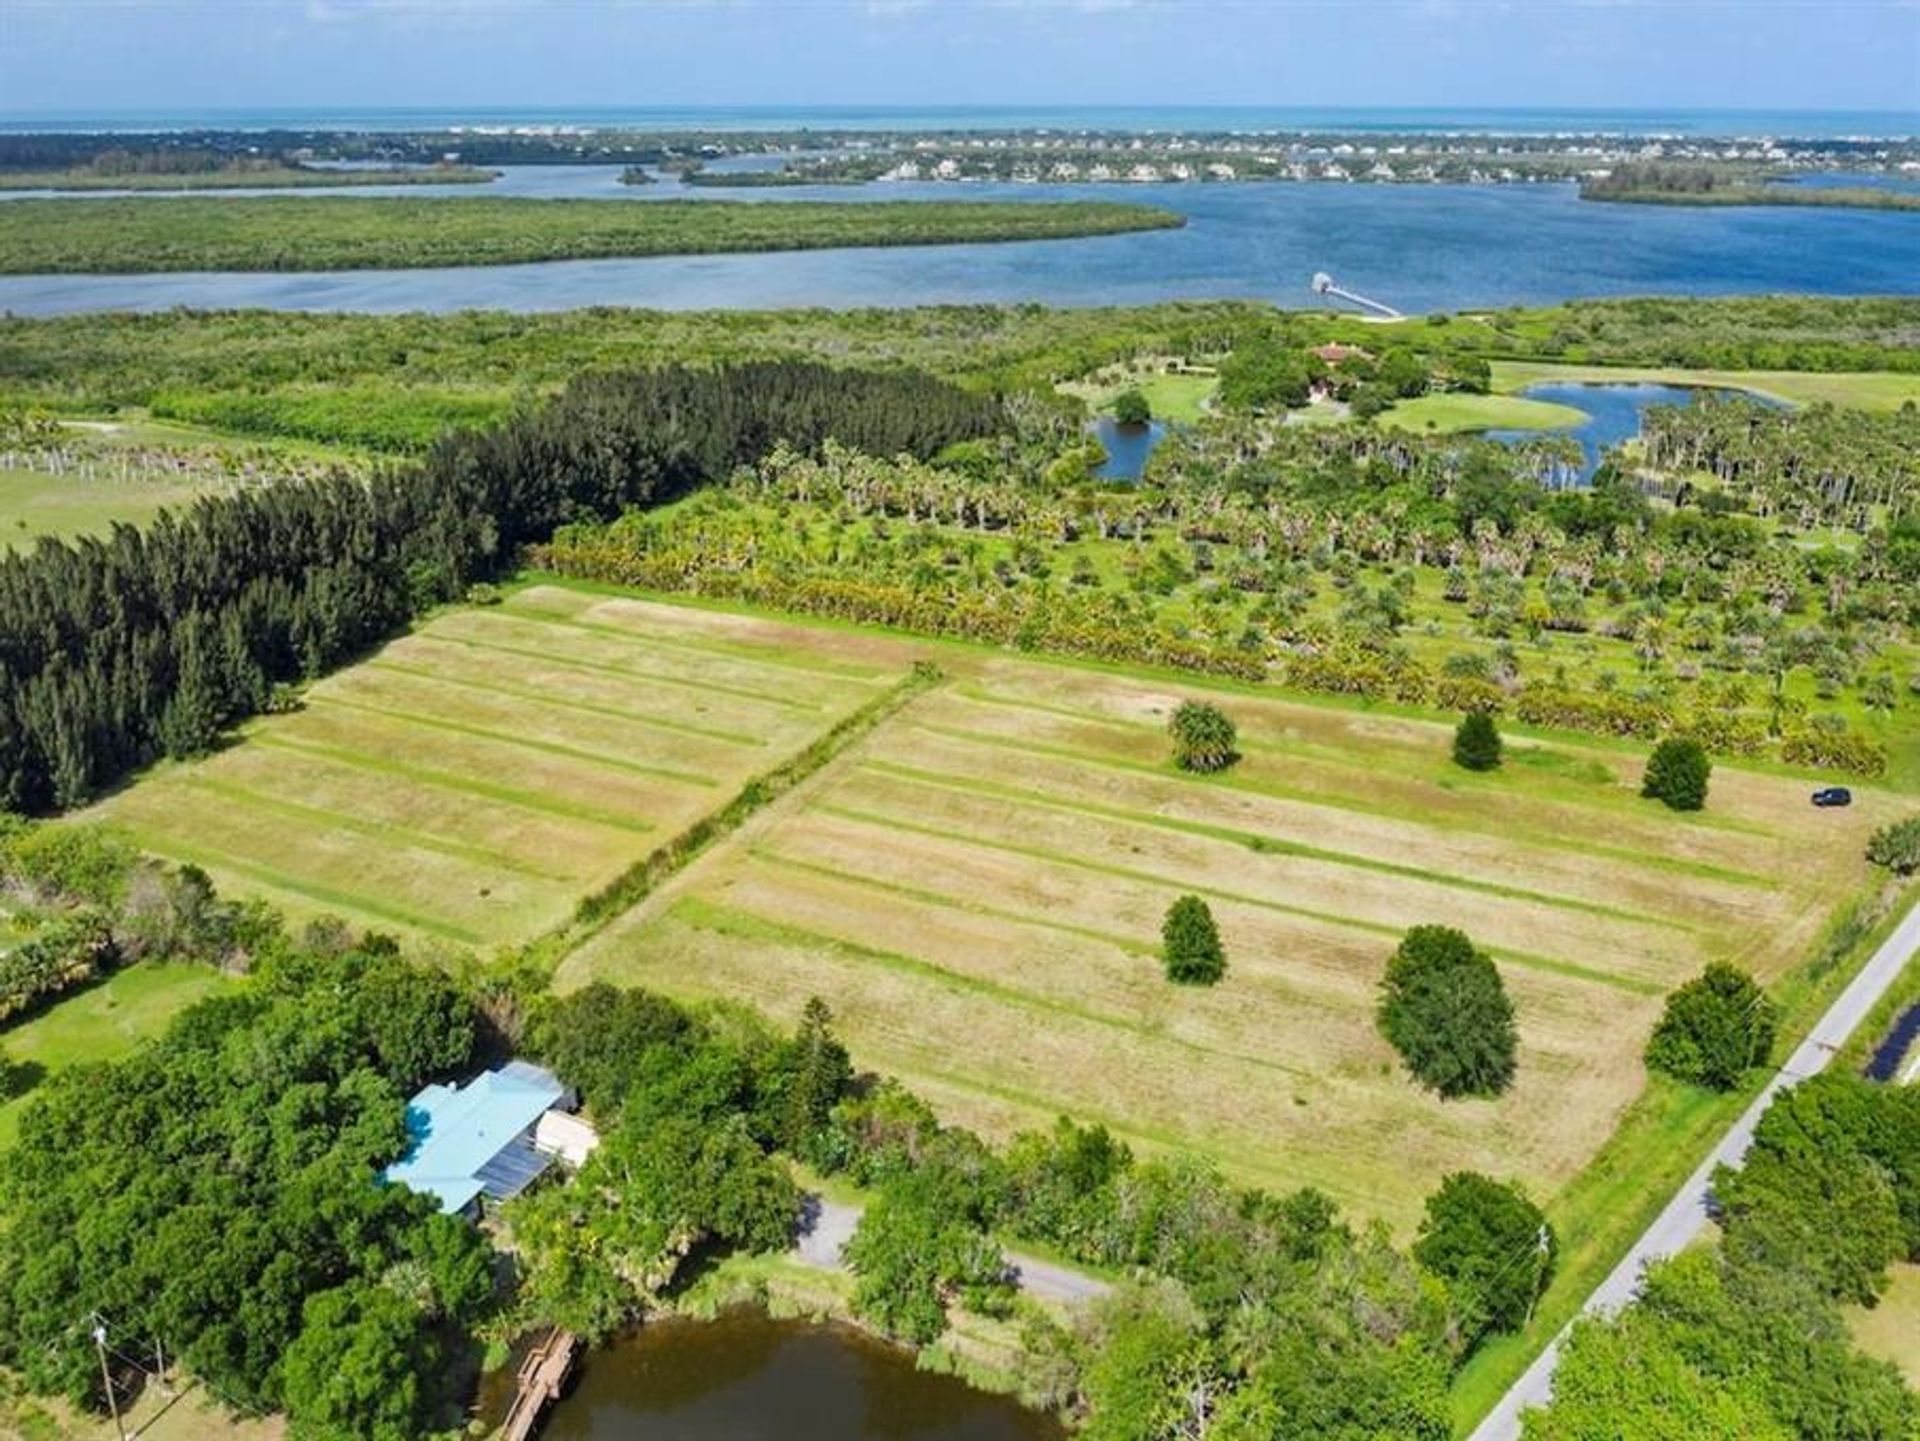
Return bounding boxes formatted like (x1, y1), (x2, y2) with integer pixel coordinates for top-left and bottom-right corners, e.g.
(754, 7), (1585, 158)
(749, 847), (1159, 956)
(369, 653), (770, 747)
(170, 773), (574, 882)
(942, 691), (1777, 887)
(812, 801), (1660, 997)
(124, 832), (485, 944)
(251, 733), (656, 836)
(313, 694), (723, 789)
(863, 755), (1685, 933)
(500, 598), (895, 681)
(670, 895), (1318, 1082)
(423, 621), (831, 712)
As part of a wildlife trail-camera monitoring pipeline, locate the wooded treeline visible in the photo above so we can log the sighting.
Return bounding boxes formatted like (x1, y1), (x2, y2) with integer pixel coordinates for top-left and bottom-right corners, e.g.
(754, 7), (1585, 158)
(0, 197), (1183, 276)
(0, 362), (1001, 814)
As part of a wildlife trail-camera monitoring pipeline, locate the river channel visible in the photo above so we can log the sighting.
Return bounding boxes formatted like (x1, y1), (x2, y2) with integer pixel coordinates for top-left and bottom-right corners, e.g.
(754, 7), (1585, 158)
(1, 168), (1914, 315)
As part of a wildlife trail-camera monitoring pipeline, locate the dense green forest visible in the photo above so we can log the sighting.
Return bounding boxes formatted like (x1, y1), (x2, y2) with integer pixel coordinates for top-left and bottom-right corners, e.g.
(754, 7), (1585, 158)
(0, 162), (494, 191)
(0, 197), (1183, 274)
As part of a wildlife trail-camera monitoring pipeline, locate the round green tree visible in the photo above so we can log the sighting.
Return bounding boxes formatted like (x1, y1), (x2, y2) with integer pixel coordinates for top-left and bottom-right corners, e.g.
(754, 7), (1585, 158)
(1452, 711), (1503, 772)
(1112, 388), (1152, 427)
(1414, 1172), (1556, 1343)
(281, 1282), (430, 1441)
(1162, 895), (1226, 986)
(1169, 700), (1238, 774)
(1644, 961), (1777, 1090)
(1377, 925), (1517, 1098)
(1642, 736), (1711, 811)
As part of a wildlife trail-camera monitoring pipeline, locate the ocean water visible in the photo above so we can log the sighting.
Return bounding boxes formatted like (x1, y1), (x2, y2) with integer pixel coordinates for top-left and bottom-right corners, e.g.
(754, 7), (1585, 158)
(2, 169), (1913, 316)
(1, 104), (1914, 139)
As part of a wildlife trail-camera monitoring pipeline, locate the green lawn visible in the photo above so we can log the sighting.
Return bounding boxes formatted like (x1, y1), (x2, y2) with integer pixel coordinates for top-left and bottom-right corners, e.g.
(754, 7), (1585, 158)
(1378, 392), (1590, 434)
(0, 466), (225, 552)
(1061, 367), (1219, 425)
(0, 963), (235, 1147)
(0, 418), (367, 551)
(1490, 360), (1920, 412)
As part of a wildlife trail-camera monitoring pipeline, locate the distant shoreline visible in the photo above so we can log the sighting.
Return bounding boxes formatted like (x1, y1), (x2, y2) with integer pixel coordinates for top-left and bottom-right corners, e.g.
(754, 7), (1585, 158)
(0, 164), (497, 192)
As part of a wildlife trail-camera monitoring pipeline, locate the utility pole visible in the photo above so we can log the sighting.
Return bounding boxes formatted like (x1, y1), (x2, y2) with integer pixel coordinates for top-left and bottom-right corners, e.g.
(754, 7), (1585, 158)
(91, 1324), (129, 1441)
(1524, 1224), (1553, 1327)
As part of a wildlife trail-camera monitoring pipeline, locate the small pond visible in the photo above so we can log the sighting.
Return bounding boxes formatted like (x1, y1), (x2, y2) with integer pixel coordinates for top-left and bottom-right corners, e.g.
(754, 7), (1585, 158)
(539, 1310), (1063, 1441)
(1865, 1002), (1920, 1084)
(1090, 416), (1167, 481)
(1485, 381), (1782, 483)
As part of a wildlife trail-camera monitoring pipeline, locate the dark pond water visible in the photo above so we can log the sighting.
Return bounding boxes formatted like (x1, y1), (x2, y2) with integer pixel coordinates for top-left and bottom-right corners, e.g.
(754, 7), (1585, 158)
(3, 170), (1917, 315)
(1484, 381), (1786, 482)
(539, 1311), (1061, 1441)
(1865, 1003), (1920, 1083)
(1091, 416), (1166, 480)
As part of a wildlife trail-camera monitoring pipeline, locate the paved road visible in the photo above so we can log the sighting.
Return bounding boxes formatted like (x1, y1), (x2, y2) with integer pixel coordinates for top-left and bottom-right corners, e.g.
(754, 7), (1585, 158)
(1470, 895), (1920, 1441)
(794, 1197), (1112, 1307)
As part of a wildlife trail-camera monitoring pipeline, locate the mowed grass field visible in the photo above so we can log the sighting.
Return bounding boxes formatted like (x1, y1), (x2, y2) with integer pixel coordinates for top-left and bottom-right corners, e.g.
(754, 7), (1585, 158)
(93, 585), (922, 948)
(554, 609), (1893, 1228)
(79, 580), (1894, 1228)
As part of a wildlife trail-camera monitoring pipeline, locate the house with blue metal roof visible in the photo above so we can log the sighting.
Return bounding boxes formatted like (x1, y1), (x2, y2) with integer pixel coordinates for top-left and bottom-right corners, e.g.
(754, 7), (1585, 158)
(382, 1060), (584, 1217)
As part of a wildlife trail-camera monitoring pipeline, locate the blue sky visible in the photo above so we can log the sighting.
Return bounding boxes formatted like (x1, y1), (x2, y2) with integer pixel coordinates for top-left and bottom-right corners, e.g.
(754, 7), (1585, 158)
(1, 1), (1916, 118)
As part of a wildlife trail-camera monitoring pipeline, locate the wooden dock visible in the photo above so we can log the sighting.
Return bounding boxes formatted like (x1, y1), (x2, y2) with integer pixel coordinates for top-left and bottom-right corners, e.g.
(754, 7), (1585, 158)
(500, 1328), (579, 1441)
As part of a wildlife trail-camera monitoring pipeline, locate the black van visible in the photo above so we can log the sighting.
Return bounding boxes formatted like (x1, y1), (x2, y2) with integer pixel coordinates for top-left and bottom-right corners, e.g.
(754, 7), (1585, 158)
(1811, 787), (1853, 808)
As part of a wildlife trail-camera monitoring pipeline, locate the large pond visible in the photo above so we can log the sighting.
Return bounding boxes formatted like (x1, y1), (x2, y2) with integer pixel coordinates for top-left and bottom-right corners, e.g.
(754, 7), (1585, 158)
(2, 170), (1916, 315)
(1485, 381), (1783, 481)
(537, 1311), (1061, 1441)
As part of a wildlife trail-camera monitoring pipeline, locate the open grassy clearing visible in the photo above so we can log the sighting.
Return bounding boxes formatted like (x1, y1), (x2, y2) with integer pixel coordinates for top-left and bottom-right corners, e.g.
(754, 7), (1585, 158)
(1847, 1260), (1920, 1387)
(0, 465), (226, 552)
(1490, 359), (1920, 411)
(556, 603), (1886, 1229)
(0, 418), (368, 552)
(1378, 392), (1590, 434)
(0, 963), (235, 1148)
(90, 586), (919, 948)
(1058, 365), (1219, 425)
